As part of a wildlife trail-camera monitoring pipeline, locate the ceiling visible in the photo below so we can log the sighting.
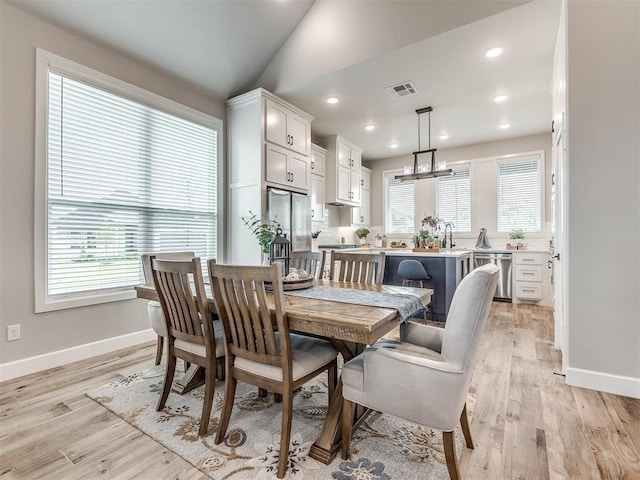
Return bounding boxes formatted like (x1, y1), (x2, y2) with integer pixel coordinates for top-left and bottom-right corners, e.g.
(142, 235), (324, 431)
(7, 0), (562, 161)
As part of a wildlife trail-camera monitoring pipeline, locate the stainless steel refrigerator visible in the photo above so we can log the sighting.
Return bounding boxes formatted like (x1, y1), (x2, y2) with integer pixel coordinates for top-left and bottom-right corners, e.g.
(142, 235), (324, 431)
(267, 188), (311, 251)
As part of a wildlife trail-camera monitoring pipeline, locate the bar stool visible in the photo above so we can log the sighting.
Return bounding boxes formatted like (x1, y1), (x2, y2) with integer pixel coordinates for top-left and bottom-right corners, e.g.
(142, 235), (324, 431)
(397, 259), (432, 321)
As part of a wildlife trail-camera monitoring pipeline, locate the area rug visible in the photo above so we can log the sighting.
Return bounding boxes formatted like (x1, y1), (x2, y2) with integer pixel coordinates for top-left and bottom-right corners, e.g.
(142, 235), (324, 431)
(86, 365), (471, 479)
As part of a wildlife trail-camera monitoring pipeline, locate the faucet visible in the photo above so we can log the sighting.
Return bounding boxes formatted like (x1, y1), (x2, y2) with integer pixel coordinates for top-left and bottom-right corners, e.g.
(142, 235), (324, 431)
(443, 223), (455, 249)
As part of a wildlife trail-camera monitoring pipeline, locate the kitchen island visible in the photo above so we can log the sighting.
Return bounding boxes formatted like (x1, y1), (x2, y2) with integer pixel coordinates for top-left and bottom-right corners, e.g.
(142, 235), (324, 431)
(339, 248), (472, 321)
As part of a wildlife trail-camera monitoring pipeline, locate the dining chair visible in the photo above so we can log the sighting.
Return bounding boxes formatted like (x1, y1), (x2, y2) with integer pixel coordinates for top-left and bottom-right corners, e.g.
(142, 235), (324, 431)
(141, 251), (195, 365)
(290, 250), (326, 279)
(340, 264), (500, 480)
(208, 261), (338, 479)
(329, 251), (386, 285)
(151, 257), (224, 436)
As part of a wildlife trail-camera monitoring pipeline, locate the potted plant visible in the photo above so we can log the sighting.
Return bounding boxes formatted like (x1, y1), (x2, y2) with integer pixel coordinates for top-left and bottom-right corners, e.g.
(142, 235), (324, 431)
(242, 211), (281, 256)
(355, 227), (370, 245)
(508, 228), (526, 249)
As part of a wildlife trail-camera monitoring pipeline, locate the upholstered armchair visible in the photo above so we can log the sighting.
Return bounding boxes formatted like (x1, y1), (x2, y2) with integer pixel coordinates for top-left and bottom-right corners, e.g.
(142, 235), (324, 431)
(341, 264), (499, 480)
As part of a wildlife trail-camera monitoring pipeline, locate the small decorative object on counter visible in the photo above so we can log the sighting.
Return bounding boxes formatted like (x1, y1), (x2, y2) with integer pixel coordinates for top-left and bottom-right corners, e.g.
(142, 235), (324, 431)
(381, 235), (388, 247)
(311, 230), (321, 239)
(476, 228), (492, 249)
(507, 228), (527, 250)
(374, 234), (383, 248)
(269, 228), (291, 275)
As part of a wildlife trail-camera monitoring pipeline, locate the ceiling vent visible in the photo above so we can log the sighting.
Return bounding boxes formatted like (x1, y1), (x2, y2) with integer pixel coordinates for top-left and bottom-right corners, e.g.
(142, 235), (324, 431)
(385, 81), (417, 98)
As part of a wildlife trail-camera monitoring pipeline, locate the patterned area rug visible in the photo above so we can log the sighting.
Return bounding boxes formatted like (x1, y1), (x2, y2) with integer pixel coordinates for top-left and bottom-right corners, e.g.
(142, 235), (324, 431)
(86, 365), (471, 479)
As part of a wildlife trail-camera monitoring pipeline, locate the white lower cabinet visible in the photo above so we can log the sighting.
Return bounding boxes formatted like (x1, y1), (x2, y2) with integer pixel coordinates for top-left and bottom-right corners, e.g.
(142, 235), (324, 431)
(513, 252), (543, 301)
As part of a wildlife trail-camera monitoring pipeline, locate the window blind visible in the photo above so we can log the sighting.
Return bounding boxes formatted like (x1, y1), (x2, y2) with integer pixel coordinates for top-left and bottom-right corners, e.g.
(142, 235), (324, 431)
(497, 155), (541, 233)
(436, 164), (471, 233)
(384, 172), (414, 233)
(46, 72), (218, 299)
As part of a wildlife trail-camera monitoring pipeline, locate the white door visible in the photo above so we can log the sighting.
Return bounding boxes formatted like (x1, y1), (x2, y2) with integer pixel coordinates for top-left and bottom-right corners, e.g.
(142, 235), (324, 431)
(552, 114), (568, 372)
(265, 99), (288, 149)
(288, 112), (310, 155)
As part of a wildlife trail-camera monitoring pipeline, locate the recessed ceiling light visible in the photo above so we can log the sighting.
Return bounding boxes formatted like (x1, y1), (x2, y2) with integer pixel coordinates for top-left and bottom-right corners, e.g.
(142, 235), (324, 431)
(494, 94), (509, 103)
(440, 134), (449, 140)
(499, 123), (511, 129)
(485, 47), (503, 58)
(325, 97), (339, 104)
(389, 143), (399, 149)
(365, 124), (376, 131)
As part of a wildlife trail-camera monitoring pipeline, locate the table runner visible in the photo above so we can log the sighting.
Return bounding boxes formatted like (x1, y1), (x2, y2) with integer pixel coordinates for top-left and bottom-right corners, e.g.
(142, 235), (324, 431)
(284, 285), (425, 322)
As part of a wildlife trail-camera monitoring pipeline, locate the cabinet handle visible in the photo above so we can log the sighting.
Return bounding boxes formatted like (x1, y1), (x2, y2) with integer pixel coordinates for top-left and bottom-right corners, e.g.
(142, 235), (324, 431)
(290, 172), (293, 182)
(311, 209), (314, 218)
(360, 216), (364, 222)
(311, 161), (314, 169)
(361, 179), (364, 186)
(523, 288), (536, 293)
(523, 272), (535, 276)
(290, 135), (294, 145)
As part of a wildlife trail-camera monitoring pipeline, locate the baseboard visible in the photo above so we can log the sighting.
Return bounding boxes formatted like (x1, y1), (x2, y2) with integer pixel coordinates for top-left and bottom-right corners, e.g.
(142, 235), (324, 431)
(566, 367), (640, 399)
(0, 329), (156, 383)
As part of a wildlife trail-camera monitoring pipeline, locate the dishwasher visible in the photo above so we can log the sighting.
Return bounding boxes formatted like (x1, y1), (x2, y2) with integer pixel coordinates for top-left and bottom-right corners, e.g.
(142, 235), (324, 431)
(473, 252), (512, 301)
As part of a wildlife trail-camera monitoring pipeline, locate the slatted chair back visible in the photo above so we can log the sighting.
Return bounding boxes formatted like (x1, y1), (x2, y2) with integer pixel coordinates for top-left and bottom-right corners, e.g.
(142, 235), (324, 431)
(209, 263), (290, 369)
(151, 258), (213, 348)
(290, 250), (326, 279)
(141, 251), (195, 286)
(329, 251), (386, 285)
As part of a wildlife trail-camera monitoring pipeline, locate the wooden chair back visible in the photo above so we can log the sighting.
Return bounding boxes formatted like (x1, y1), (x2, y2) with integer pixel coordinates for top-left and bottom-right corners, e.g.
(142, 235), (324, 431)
(151, 257), (213, 348)
(290, 250), (326, 279)
(208, 263), (290, 369)
(329, 251), (386, 285)
(141, 251), (195, 286)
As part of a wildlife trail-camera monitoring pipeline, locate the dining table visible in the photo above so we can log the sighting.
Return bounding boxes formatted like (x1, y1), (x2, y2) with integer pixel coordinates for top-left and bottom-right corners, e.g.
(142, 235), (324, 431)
(134, 278), (433, 464)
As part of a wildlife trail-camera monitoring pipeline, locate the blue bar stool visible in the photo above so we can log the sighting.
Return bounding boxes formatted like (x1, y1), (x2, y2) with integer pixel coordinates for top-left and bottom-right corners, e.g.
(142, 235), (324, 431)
(397, 259), (432, 321)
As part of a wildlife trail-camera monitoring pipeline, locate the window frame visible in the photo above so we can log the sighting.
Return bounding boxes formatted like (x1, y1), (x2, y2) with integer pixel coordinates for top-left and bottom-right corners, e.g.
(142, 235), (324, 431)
(34, 49), (224, 312)
(382, 168), (415, 235)
(435, 162), (472, 234)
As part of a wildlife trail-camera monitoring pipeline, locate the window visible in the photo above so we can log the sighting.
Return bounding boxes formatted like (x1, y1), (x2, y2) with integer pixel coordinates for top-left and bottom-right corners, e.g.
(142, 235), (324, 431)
(436, 164), (471, 233)
(35, 50), (222, 311)
(497, 154), (541, 233)
(384, 170), (414, 233)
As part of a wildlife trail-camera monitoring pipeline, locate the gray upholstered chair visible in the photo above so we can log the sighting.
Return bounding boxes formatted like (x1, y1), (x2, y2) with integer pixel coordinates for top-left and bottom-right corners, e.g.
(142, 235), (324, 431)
(341, 264), (499, 480)
(141, 251), (195, 364)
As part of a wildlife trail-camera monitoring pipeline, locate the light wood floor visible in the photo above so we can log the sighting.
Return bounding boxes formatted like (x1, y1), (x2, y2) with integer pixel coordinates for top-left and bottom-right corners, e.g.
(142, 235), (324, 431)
(1, 302), (639, 479)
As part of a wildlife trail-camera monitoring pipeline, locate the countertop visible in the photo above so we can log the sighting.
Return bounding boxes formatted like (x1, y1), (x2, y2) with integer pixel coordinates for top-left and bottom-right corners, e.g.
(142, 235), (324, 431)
(328, 246), (552, 256)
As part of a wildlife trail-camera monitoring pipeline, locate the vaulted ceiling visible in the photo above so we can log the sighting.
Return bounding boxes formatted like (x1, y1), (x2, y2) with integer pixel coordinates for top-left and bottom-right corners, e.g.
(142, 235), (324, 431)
(8, 0), (561, 160)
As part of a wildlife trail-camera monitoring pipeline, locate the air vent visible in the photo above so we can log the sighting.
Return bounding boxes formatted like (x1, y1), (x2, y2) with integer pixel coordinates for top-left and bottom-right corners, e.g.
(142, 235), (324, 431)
(385, 81), (417, 98)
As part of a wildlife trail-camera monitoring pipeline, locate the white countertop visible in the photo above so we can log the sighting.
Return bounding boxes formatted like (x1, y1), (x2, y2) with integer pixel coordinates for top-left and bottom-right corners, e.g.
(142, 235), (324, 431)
(339, 247), (472, 258)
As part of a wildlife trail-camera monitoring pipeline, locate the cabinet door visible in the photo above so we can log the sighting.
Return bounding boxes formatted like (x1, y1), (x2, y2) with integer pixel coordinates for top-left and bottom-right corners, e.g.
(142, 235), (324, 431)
(350, 169), (362, 205)
(350, 148), (362, 170)
(337, 142), (351, 168)
(310, 148), (326, 177)
(265, 99), (288, 149)
(311, 174), (325, 222)
(288, 151), (309, 190)
(288, 112), (310, 156)
(337, 164), (352, 203)
(265, 143), (289, 186)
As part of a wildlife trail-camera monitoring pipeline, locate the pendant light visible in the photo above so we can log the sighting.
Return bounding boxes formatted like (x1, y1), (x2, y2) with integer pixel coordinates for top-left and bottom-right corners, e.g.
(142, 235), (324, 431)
(395, 106), (452, 181)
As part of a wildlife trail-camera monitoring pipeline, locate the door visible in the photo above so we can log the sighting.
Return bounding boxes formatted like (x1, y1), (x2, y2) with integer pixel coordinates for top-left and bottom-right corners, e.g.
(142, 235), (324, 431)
(288, 112), (310, 155)
(291, 192), (311, 251)
(311, 175), (325, 222)
(265, 99), (288, 149)
(265, 143), (289, 186)
(552, 114), (568, 371)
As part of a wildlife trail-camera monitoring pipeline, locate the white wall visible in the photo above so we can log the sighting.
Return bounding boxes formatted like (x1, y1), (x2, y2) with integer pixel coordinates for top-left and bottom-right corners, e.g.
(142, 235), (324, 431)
(0, 3), (225, 370)
(365, 133), (552, 247)
(565, 0), (640, 397)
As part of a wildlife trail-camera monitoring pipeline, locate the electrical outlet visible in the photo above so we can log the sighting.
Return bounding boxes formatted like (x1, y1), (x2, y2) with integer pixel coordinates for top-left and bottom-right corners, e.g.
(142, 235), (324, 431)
(7, 324), (21, 342)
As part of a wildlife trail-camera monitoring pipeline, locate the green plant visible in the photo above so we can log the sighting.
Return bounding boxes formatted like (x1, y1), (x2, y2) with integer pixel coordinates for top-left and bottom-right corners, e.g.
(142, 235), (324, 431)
(509, 228), (525, 240)
(421, 213), (442, 230)
(355, 227), (370, 239)
(241, 211), (281, 254)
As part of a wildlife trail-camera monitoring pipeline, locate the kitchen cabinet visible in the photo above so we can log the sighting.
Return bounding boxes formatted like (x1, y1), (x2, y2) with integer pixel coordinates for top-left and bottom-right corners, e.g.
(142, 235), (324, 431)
(310, 144), (326, 222)
(324, 135), (362, 206)
(226, 88), (313, 265)
(352, 166), (371, 225)
(513, 252), (543, 301)
(265, 98), (311, 156)
(265, 143), (309, 191)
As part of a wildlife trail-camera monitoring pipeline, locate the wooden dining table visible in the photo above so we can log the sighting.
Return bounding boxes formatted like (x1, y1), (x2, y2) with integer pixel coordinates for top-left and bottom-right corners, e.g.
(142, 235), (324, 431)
(135, 278), (433, 464)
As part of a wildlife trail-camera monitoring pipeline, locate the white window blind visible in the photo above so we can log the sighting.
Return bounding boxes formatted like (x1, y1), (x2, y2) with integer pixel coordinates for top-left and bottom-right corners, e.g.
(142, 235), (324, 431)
(45, 71), (218, 301)
(436, 164), (471, 233)
(497, 155), (541, 232)
(384, 171), (414, 233)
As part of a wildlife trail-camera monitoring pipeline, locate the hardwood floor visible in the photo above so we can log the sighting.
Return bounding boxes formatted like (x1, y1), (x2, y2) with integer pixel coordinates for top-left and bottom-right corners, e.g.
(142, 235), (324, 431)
(1, 302), (639, 479)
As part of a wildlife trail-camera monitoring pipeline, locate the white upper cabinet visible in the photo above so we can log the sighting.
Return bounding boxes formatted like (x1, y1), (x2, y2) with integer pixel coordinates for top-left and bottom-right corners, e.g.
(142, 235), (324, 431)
(265, 98), (311, 156)
(265, 143), (309, 191)
(310, 144), (326, 177)
(324, 135), (363, 207)
(352, 166), (371, 226)
(310, 144), (327, 222)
